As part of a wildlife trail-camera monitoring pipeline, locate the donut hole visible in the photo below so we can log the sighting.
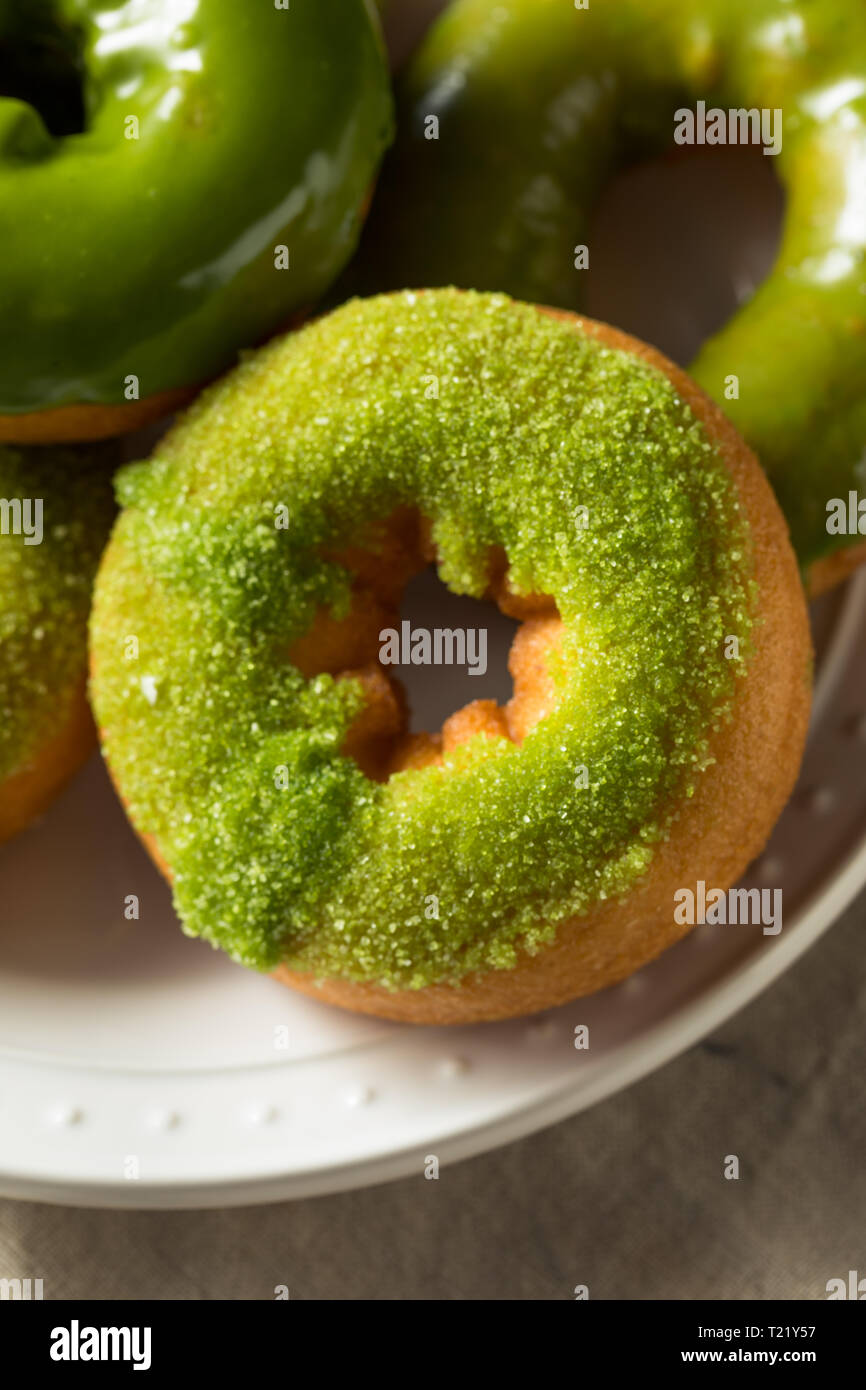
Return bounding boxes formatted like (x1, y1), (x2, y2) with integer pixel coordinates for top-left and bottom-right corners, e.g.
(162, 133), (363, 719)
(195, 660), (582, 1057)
(395, 560), (520, 727)
(584, 144), (784, 366)
(0, 13), (87, 138)
(378, 566), (565, 778)
(287, 512), (564, 782)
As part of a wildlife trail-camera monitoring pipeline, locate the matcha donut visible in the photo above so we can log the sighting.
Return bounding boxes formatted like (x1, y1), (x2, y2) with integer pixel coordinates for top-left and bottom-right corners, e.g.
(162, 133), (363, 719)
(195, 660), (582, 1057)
(348, 0), (866, 589)
(0, 443), (115, 841)
(0, 0), (392, 442)
(90, 290), (810, 1023)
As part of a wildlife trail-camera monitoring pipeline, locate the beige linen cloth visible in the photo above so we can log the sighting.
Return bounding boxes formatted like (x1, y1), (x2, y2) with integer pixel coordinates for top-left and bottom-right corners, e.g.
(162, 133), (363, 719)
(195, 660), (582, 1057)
(0, 895), (863, 1300)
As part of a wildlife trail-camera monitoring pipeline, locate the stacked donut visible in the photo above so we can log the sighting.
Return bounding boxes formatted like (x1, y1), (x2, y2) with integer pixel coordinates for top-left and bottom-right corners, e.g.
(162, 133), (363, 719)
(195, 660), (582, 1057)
(349, 0), (866, 595)
(6, 0), (866, 1024)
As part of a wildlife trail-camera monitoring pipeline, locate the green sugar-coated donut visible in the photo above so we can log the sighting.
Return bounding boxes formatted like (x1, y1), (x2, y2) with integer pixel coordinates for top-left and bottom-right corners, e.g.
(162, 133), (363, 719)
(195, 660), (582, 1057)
(0, 443), (115, 840)
(0, 0), (392, 438)
(90, 291), (811, 1021)
(347, 0), (866, 581)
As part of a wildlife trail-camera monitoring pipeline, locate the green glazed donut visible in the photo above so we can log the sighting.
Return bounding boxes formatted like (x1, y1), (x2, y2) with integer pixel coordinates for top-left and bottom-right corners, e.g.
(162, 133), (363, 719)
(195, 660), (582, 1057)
(0, 0), (392, 440)
(347, 0), (866, 581)
(90, 290), (811, 1022)
(0, 443), (115, 841)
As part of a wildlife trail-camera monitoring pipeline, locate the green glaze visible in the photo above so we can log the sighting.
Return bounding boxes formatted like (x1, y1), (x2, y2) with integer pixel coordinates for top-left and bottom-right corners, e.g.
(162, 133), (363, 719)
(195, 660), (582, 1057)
(91, 290), (756, 989)
(0, 443), (115, 781)
(347, 0), (866, 574)
(0, 0), (392, 414)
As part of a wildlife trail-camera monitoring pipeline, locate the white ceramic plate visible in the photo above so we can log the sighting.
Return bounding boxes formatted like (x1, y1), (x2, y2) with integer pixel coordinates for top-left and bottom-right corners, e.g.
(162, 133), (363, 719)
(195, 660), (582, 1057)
(2, 1), (864, 1208)
(1, 563), (865, 1208)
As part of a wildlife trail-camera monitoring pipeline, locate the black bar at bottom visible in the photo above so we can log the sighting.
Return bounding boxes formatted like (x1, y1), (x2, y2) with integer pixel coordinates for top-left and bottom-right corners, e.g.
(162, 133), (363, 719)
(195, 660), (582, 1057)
(2, 1297), (861, 1374)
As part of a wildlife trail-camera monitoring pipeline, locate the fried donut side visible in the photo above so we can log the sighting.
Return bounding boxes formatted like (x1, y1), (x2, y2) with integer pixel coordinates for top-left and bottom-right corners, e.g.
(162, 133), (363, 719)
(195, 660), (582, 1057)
(0, 387), (196, 446)
(0, 682), (96, 843)
(807, 541), (866, 599)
